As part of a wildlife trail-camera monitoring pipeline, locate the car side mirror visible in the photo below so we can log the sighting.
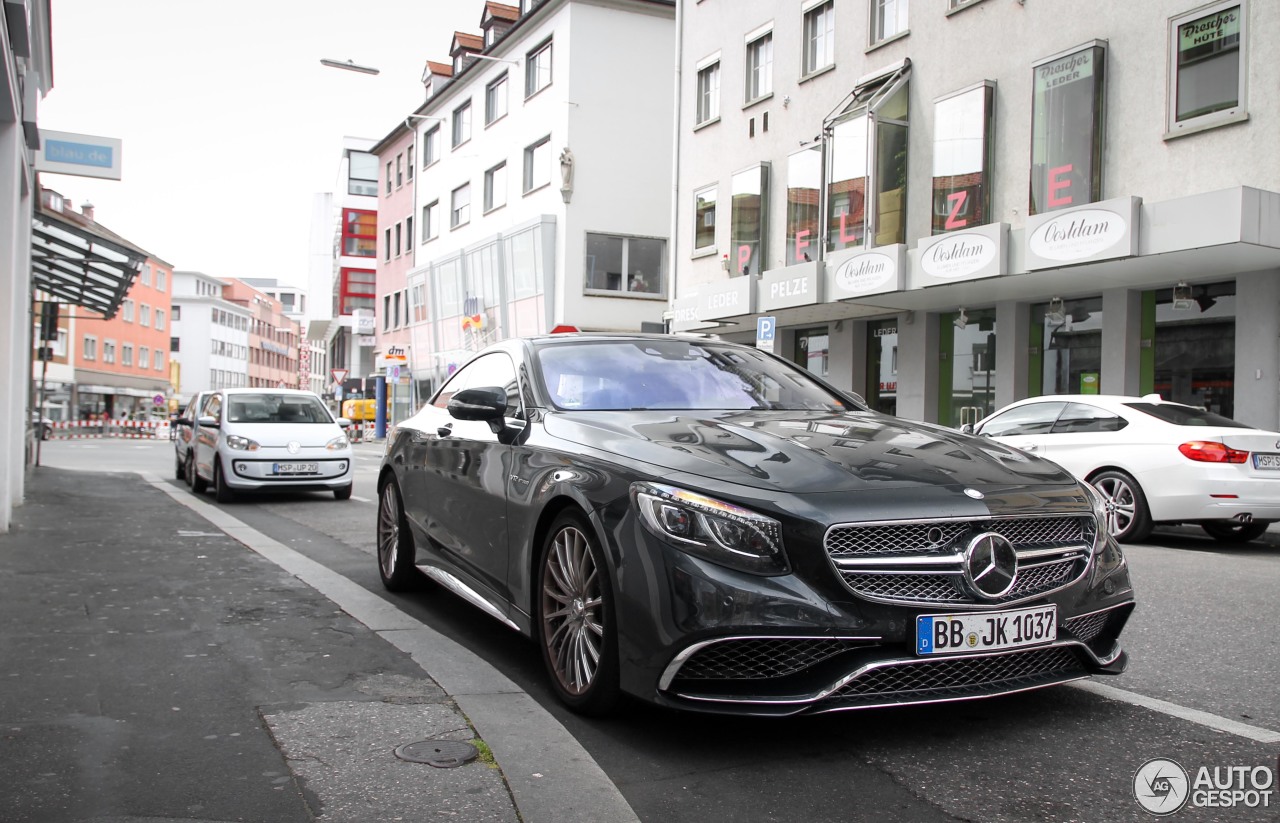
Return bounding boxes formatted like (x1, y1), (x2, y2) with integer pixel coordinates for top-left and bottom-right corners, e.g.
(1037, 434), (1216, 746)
(336, 417), (353, 428)
(197, 415), (219, 429)
(175, 417), (191, 427)
(960, 423), (975, 435)
(448, 386), (508, 423)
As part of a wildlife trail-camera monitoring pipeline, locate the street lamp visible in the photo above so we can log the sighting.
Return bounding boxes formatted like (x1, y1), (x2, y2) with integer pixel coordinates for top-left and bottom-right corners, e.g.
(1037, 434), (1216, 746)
(319, 58), (380, 75)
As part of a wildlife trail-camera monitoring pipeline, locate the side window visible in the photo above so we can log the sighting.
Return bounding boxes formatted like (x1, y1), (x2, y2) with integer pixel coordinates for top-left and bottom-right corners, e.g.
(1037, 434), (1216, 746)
(432, 353), (520, 417)
(203, 395), (223, 423)
(1053, 402), (1127, 433)
(975, 402), (1066, 437)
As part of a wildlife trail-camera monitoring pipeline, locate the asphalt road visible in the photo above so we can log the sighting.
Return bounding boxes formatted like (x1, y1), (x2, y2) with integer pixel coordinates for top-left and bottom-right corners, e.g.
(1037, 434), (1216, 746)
(38, 437), (1280, 822)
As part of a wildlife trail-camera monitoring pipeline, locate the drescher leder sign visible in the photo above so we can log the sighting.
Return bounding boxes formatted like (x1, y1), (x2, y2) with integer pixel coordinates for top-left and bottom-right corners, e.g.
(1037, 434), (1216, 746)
(1025, 195), (1142, 270)
(912, 223), (1008, 289)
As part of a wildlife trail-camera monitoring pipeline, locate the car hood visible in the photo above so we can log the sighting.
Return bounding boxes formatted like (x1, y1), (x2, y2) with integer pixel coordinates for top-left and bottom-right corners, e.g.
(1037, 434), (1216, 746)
(542, 409), (1076, 493)
(222, 422), (345, 449)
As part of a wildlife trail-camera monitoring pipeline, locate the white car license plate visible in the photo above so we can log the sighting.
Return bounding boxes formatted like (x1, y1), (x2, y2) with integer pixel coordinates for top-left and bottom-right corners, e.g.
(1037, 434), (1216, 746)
(273, 462), (318, 475)
(916, 605), (1057, 656)
(1252, 453), (1280, 470)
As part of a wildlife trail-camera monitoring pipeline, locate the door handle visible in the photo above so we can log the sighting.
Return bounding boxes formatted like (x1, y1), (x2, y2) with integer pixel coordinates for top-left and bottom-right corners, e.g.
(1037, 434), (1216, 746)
(1023, 443), (1039, 452)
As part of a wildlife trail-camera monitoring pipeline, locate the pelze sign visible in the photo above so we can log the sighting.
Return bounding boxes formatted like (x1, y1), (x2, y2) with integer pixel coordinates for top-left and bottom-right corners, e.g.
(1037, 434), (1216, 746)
(1026, 196), (1141, 270)
(912, 223), (1007, 288)
(759, 262), (822, 312)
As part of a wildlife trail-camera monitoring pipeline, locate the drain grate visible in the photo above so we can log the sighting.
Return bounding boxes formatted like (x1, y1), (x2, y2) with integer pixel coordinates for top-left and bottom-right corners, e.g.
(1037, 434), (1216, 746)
(393, 739), (479, 768)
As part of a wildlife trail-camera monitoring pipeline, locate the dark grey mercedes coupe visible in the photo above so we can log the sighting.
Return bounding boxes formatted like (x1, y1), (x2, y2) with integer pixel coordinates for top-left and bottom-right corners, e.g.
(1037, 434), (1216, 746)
(376, 333), (1134, 716)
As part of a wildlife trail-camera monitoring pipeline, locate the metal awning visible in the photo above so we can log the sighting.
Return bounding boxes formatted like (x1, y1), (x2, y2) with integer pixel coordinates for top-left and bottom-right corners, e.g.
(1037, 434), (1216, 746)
(31, 210), (144, 318)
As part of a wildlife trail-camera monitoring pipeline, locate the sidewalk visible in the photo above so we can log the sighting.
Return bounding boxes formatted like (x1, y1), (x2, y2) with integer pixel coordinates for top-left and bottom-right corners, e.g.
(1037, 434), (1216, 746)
(0, 466), (633, 823)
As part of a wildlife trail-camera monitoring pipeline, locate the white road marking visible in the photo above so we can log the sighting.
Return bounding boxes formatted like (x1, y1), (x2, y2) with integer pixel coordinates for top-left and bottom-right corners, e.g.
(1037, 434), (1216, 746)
(1070, 680), (1280, 744)
(352, 495), (372, 503)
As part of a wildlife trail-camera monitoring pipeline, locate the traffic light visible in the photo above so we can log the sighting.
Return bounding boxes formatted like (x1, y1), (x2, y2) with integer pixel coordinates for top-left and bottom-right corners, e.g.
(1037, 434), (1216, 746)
(39, 302), (59, 341)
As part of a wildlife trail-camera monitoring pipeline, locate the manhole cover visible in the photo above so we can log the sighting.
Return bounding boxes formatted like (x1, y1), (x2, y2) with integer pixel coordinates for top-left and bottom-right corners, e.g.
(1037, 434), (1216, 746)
(394, 739), (479, 768)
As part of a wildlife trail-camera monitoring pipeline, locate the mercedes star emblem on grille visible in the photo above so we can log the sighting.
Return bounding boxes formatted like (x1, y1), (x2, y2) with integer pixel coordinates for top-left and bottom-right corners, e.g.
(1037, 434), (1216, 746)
(963, 532), (1018, 599)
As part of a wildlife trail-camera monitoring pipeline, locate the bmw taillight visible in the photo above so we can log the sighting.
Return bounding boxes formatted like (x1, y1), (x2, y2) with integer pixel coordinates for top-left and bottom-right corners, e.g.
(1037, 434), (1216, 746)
(1178, 441), (1248, 464)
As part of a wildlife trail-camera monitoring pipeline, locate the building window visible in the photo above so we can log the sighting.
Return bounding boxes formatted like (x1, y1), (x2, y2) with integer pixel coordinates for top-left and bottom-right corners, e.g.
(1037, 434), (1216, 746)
(156, 269), (166, 293)
(1030, 42), (1106, 215)
(103, 340), (115, 364)
(803, 1), (835, 76)
(933, 82), (995, 234)
(406, 216), (413, 248)
(383, 295), (392, 331)
(171, 336), (180, 352)
(155, 351), (164, 371)
(384, 228), (392, 261)
(423, 200), (439, 242)
(826, 63), (910, 250)
(411, 283), (428, 322)
(871, 0), (908, 44)
(122, 344), (133, 367)
(172, 305), (180, 320)
(485, 161), (507, 212)
(523, 136), (551, 192)
(730, 164), (769, 276)
(486, 73), (508, 124)
(349, 150), (378, 196)
(393, 292), (402, 327)
(141, 264), (151, 287)
(423, 126), (439, 167)
(584, 233), (665, 295)
(452, 100), (472, 148)
(695, 59), (720, 126)
(451, 183), (471, 228)
(83, 335), (97, 361)
(786, 147), (821, 264)
(745, 29), (773, 103)
(1168, 2), (1244, 135)
(122, 299), (134, 322)
(526, 39), (552, 97)
(385, 161), (393, 194)
(395, 223), (402, 257)
(395, 153), (404, 188)
(155, 309), (166, 331)
(140, 304), (150, 327)
(339, 268), (376, 315)
(139, 347), (150, 369)
(342, 209), (377, 257)
(693, 184), (717, 253)
(407, 145), (414, 181)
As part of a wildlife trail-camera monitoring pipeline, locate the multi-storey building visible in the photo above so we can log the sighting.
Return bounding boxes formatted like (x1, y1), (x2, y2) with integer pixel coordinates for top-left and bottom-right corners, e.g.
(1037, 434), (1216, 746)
(396, 0), (676, 396)
(34, 190), (174, 420)
(371, 119), (418, 423)
(170, 271), (251, 406)
(244, 277), (327, 396)
(221, 279), (301, 390)
(673, 0), (1280, 430)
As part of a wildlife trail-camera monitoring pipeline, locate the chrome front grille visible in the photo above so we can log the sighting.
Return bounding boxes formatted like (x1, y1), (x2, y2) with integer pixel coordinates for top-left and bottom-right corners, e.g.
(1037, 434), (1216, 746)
(674, 638), (861, 680)
(826, 515), (1093, 607)
(827, 647), (1086, 707)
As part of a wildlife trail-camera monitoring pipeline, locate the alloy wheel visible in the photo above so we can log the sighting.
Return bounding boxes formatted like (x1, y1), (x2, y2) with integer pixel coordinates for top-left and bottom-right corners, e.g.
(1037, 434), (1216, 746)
(540, 525), (604, 696)
(1093, 475), (1137, 537)
(378, 484), (401, 581)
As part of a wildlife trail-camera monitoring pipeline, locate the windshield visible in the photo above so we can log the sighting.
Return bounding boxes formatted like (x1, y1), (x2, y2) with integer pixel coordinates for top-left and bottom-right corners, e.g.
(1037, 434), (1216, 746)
(1124, 402), (1253, 429)
(535, 339), (848, 412)
(225, 394), (333, 424)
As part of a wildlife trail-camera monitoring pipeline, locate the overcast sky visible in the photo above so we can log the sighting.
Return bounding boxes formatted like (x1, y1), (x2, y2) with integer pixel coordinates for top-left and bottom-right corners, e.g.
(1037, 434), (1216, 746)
(38, 0), (487, 288)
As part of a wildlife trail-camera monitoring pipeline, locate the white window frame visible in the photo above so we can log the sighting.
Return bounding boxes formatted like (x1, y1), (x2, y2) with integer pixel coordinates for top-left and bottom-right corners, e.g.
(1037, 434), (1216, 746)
(139, 346), (150, 369)
(103, 339), (116, 364)
(451, 183), (471, 228)
(452, 100), (472, 148)
(692, 184), (718, 254)
(1165, 0), (1247, 138)
(871, 0), (908, 45)
(523, 136), (552, 193)
(122, 343), (134, 367)
(83, 335), (97, 361)
(802, 1), (835, 77)
(526, 38), (553, 98)
(423, 200), (439, 242)
(423, 126), (440, 167)
(485, 161), (508, 212)
(122, 299), (134, 323)
(140, 303), (150, 327)
(695, 55), (721, 126)
(744, 26), (773, 104)
(486, 73), (509, 125)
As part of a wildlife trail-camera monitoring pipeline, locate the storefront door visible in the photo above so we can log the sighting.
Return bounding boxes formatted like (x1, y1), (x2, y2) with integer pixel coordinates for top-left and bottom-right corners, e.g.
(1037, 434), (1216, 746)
(865, 319), (898, 414)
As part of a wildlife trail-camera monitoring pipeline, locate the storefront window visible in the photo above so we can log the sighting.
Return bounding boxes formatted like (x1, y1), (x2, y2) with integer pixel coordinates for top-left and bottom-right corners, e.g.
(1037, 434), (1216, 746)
(1032, 296), (1103, 396)
(1151, 281), (1236, 417)
(730, 164), (769, 276)
(793, 328), (829, 378)
(940, 307), (997, 428)
(932, 83), (994, 234)
(1029, 43), (1106, 215)
(866, 318), (898, 415)
(786, 147), (821, 265)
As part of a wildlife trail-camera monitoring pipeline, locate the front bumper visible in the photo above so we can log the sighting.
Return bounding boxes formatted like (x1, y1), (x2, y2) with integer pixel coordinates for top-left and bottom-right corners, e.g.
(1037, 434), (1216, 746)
(222, 451), (352, 490)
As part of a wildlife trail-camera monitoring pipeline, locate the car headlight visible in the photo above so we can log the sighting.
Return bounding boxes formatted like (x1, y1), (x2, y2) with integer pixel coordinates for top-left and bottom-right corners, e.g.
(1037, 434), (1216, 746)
(631, 482), (788, 575)
(226, 435), (259, 451)
(1079, 480), (1109, 554)
(326, 435), (349, 450)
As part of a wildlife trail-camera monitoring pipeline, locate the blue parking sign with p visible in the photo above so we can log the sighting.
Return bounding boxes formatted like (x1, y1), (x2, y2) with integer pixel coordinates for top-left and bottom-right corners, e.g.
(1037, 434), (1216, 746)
(756, 316), (777, 352)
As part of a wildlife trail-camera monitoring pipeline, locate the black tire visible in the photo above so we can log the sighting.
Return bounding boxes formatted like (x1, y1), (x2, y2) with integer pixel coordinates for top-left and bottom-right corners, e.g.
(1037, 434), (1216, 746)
(536, 511), (621, 716)
(1201, 521), (1270, 543)
(1089, 470), (1153, 543)
(376, 480), (421, 591)
(189, 452), (207, 494)
(214, 459), (236, 503)
(333, 483), (353, 501)
(175, 451), (186, 481)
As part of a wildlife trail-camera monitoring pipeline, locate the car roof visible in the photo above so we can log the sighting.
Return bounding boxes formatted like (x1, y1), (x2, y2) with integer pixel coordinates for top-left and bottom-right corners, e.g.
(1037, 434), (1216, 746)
(216, 388), (321, 396)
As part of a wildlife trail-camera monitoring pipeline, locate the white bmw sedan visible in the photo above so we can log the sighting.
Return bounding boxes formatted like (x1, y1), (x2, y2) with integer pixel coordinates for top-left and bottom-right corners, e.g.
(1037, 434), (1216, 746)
(968, 394), (1280, 544)
(190, 389), (353, 502)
